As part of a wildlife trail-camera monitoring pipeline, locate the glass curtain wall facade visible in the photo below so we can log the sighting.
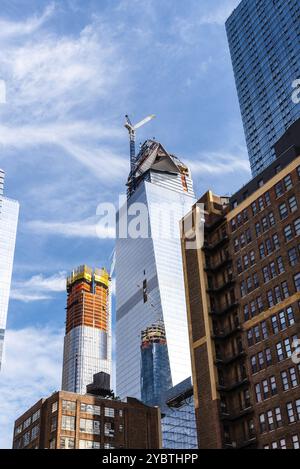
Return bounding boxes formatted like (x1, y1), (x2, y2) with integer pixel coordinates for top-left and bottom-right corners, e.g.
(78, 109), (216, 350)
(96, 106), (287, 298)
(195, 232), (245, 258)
(0, 169), (19, 370)
(141, 321), (172, 406)
(115, 140), (196, 400)
(226, 0), (300, 177)
(160, 378), (198, 450)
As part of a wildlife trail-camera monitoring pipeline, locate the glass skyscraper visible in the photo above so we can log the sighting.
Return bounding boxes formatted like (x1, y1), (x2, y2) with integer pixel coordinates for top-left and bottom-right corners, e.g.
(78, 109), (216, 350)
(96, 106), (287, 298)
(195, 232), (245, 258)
(226, 0), (300, 176)
(140, 320), (172, 406)
(115, 140), (196, 400)
(0, 169), (19, 370)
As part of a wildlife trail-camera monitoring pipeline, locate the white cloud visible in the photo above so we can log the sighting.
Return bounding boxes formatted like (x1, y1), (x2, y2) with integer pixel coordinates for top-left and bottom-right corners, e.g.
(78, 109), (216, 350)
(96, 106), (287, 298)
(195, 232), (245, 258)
(26, 216), (116, 240)
(188, 151), (251, 175)
(11, 272), (66, 303)
(0, 3), (55, 39)
(0, 326), (63, 449)
(0, 7), (128, 184)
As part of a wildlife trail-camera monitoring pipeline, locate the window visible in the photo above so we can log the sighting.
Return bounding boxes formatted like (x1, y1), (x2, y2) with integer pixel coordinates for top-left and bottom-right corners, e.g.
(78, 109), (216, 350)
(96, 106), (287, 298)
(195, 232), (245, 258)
(259, 414), (267, 433)
(262, 217), (268, 232)
(267, 290), (274, 308)
(281, 371), (289, 391)
(258, 352), (264, 370)
(284, 175), (293, 191)
(275, 182), (284, 198)
(287, 307), (295, 326)
(285, 338), (293, 358)
(79, 440), (100, 449)
(23, 431), (30, 447)
(273, 234), (280, 250)
(263, 266), (270, 283)
(292, 435), (300, 449)
(272, 315), (279, 334)
(247, 330), (254, 347)
(277, 256), (285, 274)
(61, 416), (75, 432)
(105, 407), (115, 418)
(280, 437), (288, 450)
(31, 425), (39, 441)
(60, 437), (75, 450)
(50, 416), (57, 432)
(279, 202), (288, 219)
(254, 325), (260, 344)
(295, 219), (300, 237)
(287, 403), (296, 423)
(80, 418), (100, 435)
(251, 356), (257, 374)
(80, 404), (101, 416)
(259, 243), (266, 259)
(262, 380), (269, 399)
(255, 383), (262, 403)
(32, 410), (40, 423)
(261, 321), (268, 340)
(282, 281), (290, 299)
(294, 273), (300, 292)
(257, 296), (264, 312)
(275, 407), (282, 427)
(267, 410), (275, 431)
(15, 425), (22, 436)
(296, 400), (300, 420)
(289, 196), (298, 213)
(289, 248), (298, 266)
(279, 311), (287, 330)
(269, 212), (275, 226)
(290, 368), (298, 388)
(276, 342), (284, 362)
(255, 222), (261, 237)
(51, 402), (58, 414)
(104, 422), (115, 437)
(270, 376), (277, 396)
(270, 262), (277, 278)
(274, 286), (282, 304)
(62, 400), (76, 413)
(244, 304), (250, 321)
(252, 202), (257, 216)
(265, 348), (272, 366)
(23, 417), (31, 429)
(284, 225), (293, 242)
(265, 192), (271, 206)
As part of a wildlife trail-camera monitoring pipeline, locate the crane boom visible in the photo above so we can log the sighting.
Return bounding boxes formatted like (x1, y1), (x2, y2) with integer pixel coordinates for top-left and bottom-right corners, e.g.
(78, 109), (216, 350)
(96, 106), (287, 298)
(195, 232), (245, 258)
(124, 114), (156, 173)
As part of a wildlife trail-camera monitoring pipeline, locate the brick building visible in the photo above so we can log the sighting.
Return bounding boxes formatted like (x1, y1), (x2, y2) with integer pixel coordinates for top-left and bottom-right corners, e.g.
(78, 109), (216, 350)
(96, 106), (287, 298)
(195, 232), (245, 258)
(12, 390), (161, 449)
(181, 128), (300, 449)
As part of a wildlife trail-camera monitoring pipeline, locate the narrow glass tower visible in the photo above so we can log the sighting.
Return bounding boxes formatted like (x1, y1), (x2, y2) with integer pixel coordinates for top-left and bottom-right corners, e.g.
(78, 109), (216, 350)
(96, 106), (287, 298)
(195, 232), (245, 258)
(0, 169), (19, 370)
(61, 266), (111, 395)
(141, 320), (172, 406)
(115, 140), (196, 399)
(226, 0), (300, 176)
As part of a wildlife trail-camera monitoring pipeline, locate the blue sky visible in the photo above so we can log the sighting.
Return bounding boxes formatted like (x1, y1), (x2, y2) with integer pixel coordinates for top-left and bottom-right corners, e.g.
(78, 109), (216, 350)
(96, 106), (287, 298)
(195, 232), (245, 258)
(0, 0), (249, 448)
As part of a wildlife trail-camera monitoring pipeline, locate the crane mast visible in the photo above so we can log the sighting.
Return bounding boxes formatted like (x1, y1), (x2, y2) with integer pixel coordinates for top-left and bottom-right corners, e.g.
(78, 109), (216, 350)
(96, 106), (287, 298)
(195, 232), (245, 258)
(125, 114), (156, 173)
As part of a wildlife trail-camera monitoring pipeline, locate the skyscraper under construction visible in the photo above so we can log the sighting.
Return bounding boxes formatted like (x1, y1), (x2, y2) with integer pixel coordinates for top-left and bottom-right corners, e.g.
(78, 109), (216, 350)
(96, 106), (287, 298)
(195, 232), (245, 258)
(115, 139), (196, 400)
(61, 266), (111, 395)
(141, 321), (172, 406)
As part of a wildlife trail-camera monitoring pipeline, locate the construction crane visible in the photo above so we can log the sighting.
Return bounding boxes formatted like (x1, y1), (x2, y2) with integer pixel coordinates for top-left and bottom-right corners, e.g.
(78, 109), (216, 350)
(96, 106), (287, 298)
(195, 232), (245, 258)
(125, 114), (156, 172)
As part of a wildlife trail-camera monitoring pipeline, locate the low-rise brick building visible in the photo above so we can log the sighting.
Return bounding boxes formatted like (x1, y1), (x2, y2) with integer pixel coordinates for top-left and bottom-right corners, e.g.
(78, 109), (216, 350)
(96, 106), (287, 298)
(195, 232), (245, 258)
(13, 390), (161, 450)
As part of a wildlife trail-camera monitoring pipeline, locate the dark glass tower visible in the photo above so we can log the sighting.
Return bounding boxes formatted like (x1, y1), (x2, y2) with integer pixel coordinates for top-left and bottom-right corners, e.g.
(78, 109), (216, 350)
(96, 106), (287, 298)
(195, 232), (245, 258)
(140, 321), (172, 406)
(226, 0), (300, 177)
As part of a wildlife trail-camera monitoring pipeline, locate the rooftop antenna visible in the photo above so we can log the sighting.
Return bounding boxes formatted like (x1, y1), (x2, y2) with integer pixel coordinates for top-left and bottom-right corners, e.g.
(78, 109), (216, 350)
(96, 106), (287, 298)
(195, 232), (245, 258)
(125, 114), (156, 172)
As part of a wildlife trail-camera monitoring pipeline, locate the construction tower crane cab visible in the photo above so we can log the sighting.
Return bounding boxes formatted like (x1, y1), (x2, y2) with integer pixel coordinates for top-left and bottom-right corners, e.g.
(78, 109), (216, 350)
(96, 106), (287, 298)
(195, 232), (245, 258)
(125, 114), (156, 173)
